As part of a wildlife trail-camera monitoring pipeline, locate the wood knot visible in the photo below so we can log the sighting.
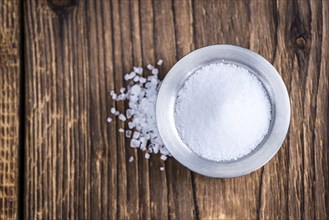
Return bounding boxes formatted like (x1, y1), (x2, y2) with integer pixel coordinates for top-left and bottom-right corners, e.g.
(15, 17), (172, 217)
(294, 36), (307, 49)
(47, 0), (78, 16)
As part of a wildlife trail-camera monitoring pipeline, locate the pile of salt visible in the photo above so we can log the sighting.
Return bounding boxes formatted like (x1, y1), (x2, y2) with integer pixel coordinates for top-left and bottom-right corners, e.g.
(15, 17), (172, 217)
(107, 59), (169, 162)
(174, 63), (271, 161)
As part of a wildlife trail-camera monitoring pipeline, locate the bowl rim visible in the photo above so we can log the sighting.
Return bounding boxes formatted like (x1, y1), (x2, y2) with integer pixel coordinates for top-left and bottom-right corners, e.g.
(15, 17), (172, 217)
(156, 44), (290, 178)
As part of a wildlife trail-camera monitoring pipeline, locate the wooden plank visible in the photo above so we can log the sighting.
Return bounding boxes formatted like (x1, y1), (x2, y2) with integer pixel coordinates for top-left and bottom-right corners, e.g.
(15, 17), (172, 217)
(0, 0), (22, 219)
(24, 0), (115, 219)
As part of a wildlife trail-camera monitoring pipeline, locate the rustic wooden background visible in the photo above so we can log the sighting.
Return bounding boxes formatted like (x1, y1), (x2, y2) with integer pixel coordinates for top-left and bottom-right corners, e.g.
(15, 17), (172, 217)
(0, 0), (328, 219)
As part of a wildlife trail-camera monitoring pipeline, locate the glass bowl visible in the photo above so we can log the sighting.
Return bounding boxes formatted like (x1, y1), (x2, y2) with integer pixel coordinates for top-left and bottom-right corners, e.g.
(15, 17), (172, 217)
(156, 45), (290, 178)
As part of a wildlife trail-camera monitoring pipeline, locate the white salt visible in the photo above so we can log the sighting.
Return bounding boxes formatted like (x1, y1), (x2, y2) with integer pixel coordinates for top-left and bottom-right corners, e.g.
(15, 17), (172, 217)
(107, 117), (112, 123)
(157, 59), (163, 66)
(140, 137), (147, 150)
(125, 130), (132, 138)
(133, 131), (140, 139)
(130, 139), (140, 148)
(124, 72), (136, 80)
(152, 68), (159, 75)
(160, 167), (165, 171)
(119, 114), (126, 121)
(118, 128), (124, 133)
(128, 122), (134, 129)
(160, 155), (167, 161)
(129, 156), (134, 163)
(139, 77), (147, 84)
(175, 63), (271, 161)
(120, 87), (126, 93)
(108, 61), (170, 162)
(111, 107), (116, 114)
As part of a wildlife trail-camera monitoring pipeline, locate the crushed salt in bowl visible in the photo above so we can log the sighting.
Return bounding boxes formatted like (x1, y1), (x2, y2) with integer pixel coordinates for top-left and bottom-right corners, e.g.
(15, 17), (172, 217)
(156, 45), (290, 178)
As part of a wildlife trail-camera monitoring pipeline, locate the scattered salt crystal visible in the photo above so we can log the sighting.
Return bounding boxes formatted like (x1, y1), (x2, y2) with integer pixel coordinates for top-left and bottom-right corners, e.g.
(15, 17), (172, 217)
(124, 72), (136, 80)
(145, 153), (150, 159)
(130, 85), (141, 95)
(119, 114), (126, 121)
(130, 139), (140, 148)
(160, 155), (167, 161)
(140, 137), (147, 150)
(129, 156), (134, 163)
(175, 63), (271, 161)
(133, 131), (140, 139)
(118, 128), (124, 133)
(139, 77), (147, 84)
(133, 67), (143, 74)
(125, 130), (132, 138)
(109, 61), (170, 163)
(157, 59), (163, 66)
(152, 68), (159, 75)
(111, 107), (116, 114)
(128, 122), (134, 129)
(126, 109), (133, 119)
(160, 167), (165, 171)
(110, 90), (115, 95)
(107, 117), (112, 123)
(118, 94), (126, 100)
(120, 87), (126, 93)
(153, 144), (159, 154)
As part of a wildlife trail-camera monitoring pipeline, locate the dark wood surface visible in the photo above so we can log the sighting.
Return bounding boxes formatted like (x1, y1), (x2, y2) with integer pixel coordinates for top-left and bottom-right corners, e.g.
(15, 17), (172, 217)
(0, 0), (328, 219)
(0, 0), (22, 219)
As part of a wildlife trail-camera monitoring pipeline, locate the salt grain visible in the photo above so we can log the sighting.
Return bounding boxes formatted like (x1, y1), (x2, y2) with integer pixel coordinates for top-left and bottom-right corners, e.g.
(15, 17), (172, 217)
(160, 155), (167, 161)
(129, 156), (134, 163)
(118, 128), (124, 133)
(125, 130), (132, 138)
(128, 122), (134, 129)
(152, 68), (159, 75)
(130, 139), (140, 148)
(175, 63), (271, 161)
(107, 117), (112, 123)
(119, 114), (126, 121)
(133, 131), (140, 139)
(145, 153), (150, 159)
(110, 107), (116, 114)
(160, 167), (165, 171)
(157, 59), (163, 66)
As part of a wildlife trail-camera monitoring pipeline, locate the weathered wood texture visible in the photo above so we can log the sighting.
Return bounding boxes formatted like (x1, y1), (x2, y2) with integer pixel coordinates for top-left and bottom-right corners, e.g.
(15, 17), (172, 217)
(0, 0), (21, 219)
(23, 0), (329, 219)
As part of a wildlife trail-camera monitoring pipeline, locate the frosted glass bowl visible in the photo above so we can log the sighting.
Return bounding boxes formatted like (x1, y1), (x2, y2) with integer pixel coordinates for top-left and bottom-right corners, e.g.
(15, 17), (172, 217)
(156, 45), (290, 178)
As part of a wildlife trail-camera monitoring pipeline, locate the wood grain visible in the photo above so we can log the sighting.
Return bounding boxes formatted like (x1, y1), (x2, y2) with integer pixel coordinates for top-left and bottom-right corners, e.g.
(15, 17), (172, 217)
(0, 0), (22, 219)
(22, 0), (329, 219)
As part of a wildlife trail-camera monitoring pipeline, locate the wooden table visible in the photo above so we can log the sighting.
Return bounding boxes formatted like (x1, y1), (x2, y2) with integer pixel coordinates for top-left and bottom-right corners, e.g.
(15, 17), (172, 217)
(1, 0), (328, 219)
